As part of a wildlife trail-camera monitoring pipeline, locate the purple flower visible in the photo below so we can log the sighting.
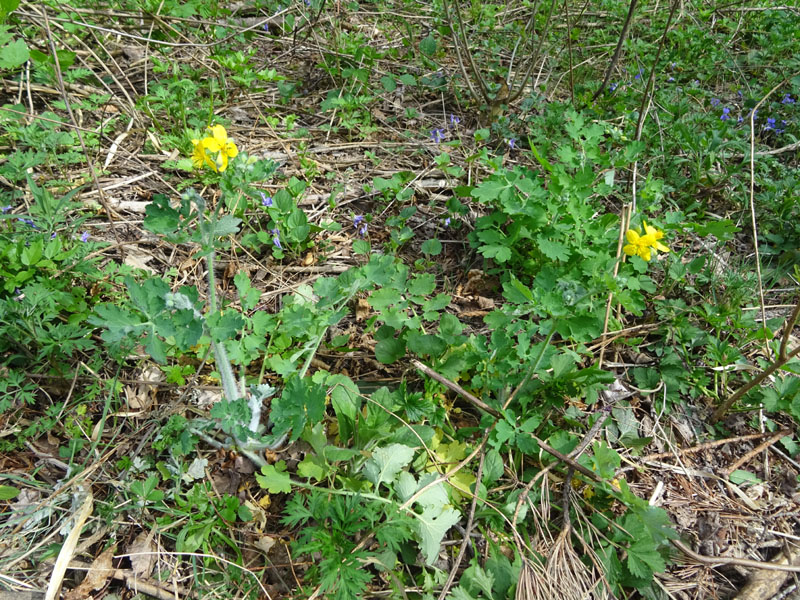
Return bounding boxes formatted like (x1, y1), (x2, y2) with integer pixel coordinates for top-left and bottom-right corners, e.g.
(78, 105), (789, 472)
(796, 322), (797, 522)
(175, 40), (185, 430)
(358, 222), (368, 236)
(353, 215), (367, 236)
(710, 98), (721, 107)
(720, 107), (731, 121)
(1, 205), (10, 213)
(634, 68), (643, 81)
(17, 218), (37, 229)
(737, 115), (744, 124)
(353, 215), (364, 227)
(50, 232), (57, 240)
(782, 93), (795, 105)
(260, 192), (273, 207)
(270, 228), (281, 249)
(449, 114), (460, 128)
(667, 76), (675, 83)
(507, 138), (516, 149)
(775, 120), (787, 134)
(765, 117), (776, 131)
(80, 231), (89, 242)
(444, 217), (451, 228)
(609, 82), (618, 92)
(430, 128), (446, 143)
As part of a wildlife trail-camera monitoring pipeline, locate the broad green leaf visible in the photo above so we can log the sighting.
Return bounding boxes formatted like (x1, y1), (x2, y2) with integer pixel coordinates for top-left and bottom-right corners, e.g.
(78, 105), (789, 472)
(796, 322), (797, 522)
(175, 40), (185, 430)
(420, 34), (436, 56)
(421, 238), (442, 255)
(416, 506), (460, 565)
(363, 444), (415, 488)
(0, 38), (28, 69)
(255, 462), (292, 493)
(297, 455), (326, 481)
(375, 336), (406, 364)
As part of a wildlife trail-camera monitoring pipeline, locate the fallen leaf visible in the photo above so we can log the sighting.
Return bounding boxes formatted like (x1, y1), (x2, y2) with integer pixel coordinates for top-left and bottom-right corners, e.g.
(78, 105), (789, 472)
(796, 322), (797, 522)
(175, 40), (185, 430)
(355, 298), (370, 321)
(65, 544), (116, 600)
(254, 535), (276, 554)
(127, 531), (154, 578)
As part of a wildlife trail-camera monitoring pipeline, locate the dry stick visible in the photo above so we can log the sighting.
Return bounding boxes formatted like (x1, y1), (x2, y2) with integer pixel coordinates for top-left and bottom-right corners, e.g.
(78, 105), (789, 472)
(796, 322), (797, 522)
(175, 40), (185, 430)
(40, 10), (125, 261)
(721, 429), (788, 478)
(712, 297), (800, 422)
(671, 539), (800, 574)
(589, 0), (638, 103)
(437, 452), (486, 600)
(642, 428), (792, 461)
(746, 75), (800, 361)
(563, 0), (575, 107)
(598, 203), (630, 369)
(441, 0), (489, 104)
(507, 0), (558, 104)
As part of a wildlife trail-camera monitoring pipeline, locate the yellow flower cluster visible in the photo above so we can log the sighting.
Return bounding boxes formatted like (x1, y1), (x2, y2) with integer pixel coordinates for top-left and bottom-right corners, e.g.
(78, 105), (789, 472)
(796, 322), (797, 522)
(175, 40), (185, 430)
(623, 220), (670, 262)
(191, 124), (238, 172)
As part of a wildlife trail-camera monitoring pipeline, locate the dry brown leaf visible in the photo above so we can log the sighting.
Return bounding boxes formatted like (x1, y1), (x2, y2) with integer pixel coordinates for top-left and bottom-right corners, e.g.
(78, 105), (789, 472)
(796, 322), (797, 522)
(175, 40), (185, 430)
(254, 535), (276, 554)
(64, 544), (115, 600)
(127, 531), (154, 578)
(355, 297), (370, 320)
(303, 252), (315, 266)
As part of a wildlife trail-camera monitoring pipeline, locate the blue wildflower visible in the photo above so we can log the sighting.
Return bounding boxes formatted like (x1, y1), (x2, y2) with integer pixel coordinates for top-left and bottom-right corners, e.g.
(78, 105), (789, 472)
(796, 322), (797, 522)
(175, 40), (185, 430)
(444, 217), (451, 228)
(80, 231), (90, 242)
(1, 205), (10, 213)
(358, 222), (367, 236)
(711, 98), (721, 107)
(449, 114), (460, 128)
(50, 232), (56, 240)
(261, 192), (273, 207)
(609, 82), (618, 92)
(17, 218), (37, 229)
(720, 107), (731, 121)
(765, 117), (776, 131)
(430, 128), (446, 143)
(667, 76), (675, 83)
(782, 93), (795, 105)
(507, 138), (516, 149)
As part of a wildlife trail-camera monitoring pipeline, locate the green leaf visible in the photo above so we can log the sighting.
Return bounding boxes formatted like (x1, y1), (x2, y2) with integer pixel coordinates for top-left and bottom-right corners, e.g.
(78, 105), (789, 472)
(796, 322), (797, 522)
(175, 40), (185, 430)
(297, 455), (326, 481)
(0, 485), (19, 500)
(421, 238), (442, 255)
(375, 336), (406, 364)
(408, 273), (436, 296)
(471, 178), (510, 204)
(212, 215), (241, 237)
(398, 73), (416, 86)
(416, 506), (460, 565)
(0, 38), (28, 69)
(353, 239), (370, 254)
(420, 34), (437, 57)
(270, 376), (327, 441)
(479, 244), (512, 262)
(536, 237), (571, 261)
(255, 461), (293, 493)
(363, 443), (415, 488)
(380, 75), (396, 92)
(144, 194), (183, 236)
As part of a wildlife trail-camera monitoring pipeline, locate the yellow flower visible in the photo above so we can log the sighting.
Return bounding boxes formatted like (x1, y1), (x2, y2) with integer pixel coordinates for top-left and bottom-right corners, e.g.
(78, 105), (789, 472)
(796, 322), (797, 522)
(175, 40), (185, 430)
(623, 228), (656, 261)
(191, 138), (216, 171)
(643, 220), (670, 254)
(203, 124), (238, 172)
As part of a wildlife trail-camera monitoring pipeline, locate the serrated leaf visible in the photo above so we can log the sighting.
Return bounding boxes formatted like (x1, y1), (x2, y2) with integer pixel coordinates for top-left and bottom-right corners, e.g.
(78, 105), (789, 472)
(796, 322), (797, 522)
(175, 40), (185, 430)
(255, 462), (292, 493)
(212, 215), (241, 237)
(420, 34), (436, 57)
(363, 444), (415, 488)
(536, 237), (571, 261)
(0, 38), (28, 69)
(416, 505), (460, 565)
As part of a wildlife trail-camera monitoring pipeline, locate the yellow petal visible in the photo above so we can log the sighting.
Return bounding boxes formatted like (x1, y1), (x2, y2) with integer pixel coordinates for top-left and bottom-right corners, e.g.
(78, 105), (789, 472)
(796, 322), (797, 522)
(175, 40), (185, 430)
(208, 124), (228, 144)
(623, 243), (637, 257)
(625, 229), (641, 244)
(223, 140), (238, 158)
(215, 151), (229, 172)
(654, 240), (670, 253)
(640, 246), (652, 261)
